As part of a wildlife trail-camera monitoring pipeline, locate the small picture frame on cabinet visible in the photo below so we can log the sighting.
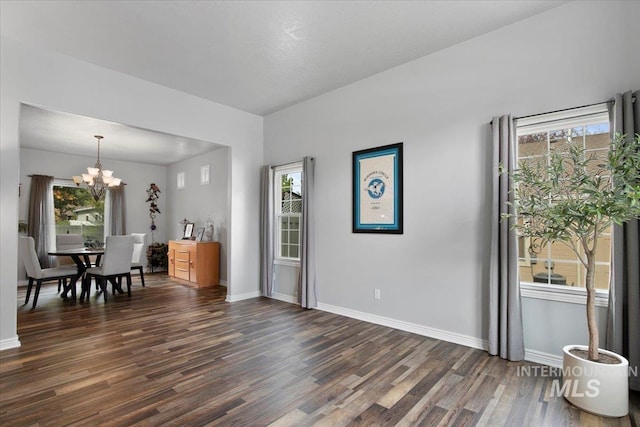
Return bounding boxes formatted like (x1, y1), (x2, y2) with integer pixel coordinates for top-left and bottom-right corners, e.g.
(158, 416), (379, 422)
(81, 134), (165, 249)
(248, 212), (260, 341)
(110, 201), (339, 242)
(195, 227), (205, 242)
(183, 222), (194, 239)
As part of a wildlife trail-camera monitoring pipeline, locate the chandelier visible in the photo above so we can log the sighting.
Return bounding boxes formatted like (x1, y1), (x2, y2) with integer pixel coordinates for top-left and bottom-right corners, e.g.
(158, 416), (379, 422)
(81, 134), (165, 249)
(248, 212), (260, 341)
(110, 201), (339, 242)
(72, 135), (121, 201)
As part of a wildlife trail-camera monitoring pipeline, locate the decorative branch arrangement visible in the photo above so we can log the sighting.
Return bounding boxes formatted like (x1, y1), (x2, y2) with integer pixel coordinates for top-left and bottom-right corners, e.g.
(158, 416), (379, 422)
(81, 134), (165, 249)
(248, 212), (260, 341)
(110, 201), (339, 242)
(146, 183), (161, 242)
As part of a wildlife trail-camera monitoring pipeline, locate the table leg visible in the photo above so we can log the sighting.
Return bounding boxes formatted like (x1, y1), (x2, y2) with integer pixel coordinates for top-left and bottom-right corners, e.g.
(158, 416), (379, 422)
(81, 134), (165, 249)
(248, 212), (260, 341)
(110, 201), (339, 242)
(61, 255), (86, 300)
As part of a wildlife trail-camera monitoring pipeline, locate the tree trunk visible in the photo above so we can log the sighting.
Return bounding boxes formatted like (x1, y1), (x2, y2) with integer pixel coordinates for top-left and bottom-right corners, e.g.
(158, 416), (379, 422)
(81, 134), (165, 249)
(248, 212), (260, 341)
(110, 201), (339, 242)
(585, 253), (599, 361)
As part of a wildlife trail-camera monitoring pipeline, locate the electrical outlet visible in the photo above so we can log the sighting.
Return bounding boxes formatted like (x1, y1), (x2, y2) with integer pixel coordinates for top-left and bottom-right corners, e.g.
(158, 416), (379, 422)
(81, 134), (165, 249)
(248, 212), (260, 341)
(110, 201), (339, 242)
(374, 289), (381, 300)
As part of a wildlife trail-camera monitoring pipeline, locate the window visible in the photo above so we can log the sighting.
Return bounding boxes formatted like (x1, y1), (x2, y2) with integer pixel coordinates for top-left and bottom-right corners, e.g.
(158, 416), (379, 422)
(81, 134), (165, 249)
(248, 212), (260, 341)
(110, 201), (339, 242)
(53, 183), (105, 247)
(515, 104), (611, 302)
(274, 163), (303, 263)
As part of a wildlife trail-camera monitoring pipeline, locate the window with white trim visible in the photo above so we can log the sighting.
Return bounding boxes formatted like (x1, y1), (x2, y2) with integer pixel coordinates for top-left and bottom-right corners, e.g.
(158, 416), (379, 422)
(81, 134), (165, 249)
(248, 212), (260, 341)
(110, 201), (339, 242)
(515, 104), (611, 300)
(274, 163), (302, 263)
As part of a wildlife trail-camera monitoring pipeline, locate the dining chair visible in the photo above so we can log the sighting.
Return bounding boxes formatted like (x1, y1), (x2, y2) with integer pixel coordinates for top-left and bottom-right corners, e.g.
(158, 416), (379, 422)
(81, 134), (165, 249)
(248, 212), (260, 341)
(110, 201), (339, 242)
(85, 235), (134, 303)
(55, 234), (84, 254)
(55, 234), (84, 292)
(20, 236), (79, 309)
(130, 233), (147, 287)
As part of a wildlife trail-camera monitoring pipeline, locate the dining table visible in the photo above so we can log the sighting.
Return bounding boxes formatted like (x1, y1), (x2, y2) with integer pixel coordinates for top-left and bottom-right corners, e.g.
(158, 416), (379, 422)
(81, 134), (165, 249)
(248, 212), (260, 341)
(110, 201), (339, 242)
(48, 247), (104, 301)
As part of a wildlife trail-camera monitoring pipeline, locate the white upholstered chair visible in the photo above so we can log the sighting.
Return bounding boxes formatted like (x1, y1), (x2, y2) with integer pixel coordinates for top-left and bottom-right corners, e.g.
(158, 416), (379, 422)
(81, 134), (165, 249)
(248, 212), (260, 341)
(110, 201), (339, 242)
(130, 233), (147, 287)
(55, 234), (84, 292)
(55, 234), (84, 263)
(85, 235), (134, 302)
(20, 236), (79, 309)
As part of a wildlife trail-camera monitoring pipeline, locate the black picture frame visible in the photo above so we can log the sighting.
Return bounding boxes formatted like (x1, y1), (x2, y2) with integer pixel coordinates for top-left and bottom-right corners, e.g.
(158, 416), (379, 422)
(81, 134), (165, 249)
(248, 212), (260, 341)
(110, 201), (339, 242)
(183, 222), (195, 239)
(352, 142), (403, 234)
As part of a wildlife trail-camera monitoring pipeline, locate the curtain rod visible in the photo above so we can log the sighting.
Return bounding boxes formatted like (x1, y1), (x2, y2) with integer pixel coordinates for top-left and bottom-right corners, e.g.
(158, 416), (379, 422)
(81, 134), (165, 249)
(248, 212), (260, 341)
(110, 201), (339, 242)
(28, 174), (70, 181)
(513, 99), (614, 121)
(271, 160), (303, 169)
(27, 175), (127, 185)
(489, 97), (632, 125)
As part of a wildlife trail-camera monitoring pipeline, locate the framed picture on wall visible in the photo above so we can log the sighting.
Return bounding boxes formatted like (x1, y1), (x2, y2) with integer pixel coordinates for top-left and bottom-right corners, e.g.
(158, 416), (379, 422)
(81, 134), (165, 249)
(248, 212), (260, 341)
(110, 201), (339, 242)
(352, 142), (403, 234)
(183, 222), (195, 239)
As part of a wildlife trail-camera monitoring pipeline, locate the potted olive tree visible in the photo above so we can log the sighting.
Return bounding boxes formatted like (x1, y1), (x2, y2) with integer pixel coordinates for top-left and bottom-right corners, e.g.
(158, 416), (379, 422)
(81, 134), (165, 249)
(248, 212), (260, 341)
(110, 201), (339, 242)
(504, 133), (640, 417)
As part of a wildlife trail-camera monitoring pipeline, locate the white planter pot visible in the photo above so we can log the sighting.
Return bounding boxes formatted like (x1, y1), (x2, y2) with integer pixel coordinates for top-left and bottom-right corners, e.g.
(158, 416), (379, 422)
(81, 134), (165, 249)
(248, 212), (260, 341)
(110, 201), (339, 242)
(562, 345), (629, 417)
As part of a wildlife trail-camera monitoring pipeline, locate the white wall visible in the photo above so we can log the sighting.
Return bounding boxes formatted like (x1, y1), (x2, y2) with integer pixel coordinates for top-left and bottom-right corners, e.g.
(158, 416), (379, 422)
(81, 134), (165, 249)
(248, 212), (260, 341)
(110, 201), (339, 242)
(273, 264), (299, 301)
(264, 1), (640, 363)
(522, 299), (608, 360)
(0, 36), (263, 350)
(166, 147), (230, 282)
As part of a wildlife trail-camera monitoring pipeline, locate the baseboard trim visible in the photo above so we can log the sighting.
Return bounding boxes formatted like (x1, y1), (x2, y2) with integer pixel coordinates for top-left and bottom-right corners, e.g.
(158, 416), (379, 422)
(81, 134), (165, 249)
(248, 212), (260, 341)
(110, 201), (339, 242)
(0, 336), (21, 351)
(270, 292), (299, 305)
(264, 297), (560, 368)
(225, 290), (261, 302)
(315, 302), (488, 351)
(525, 348), (563, 368)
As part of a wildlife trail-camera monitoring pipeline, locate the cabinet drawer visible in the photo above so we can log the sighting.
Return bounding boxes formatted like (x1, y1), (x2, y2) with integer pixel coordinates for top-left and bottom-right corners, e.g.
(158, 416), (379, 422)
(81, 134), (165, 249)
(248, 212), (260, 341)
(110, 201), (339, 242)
(175, 259), (190, 281)
(175, 249), (190, 263)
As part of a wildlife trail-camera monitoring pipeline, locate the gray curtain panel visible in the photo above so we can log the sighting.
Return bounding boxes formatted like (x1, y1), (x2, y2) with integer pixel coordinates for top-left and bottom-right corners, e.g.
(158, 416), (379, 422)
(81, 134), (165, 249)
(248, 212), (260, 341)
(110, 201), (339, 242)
(27, 174), (55, 268)
(260, 165), (274, 297)
(606, 90), (639, 391)
(107, 184), (127, 236)
(299, 156), (317, 309)
(489, 115), (525, 361)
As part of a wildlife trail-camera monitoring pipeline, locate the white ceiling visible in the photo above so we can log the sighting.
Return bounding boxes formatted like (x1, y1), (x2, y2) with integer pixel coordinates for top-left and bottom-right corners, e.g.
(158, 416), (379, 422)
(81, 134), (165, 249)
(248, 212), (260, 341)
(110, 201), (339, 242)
(19, 104), (220, 166)
(2, 0), (567, 163)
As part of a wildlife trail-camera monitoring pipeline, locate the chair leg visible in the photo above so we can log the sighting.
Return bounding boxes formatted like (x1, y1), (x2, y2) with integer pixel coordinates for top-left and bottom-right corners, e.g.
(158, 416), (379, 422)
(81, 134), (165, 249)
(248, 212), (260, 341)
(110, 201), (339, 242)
(25, 278), (34, 304)
(82, 274), (90, 301)
(126, 273), (132, 297)
(138, 266), (145, 287)
(61, 278), (69, 299)
(87, 275), (93, 300)
(100, 278), (108, 303)
(67, 277), (76, 301)
(109, 277), (122, 295)
(32, 279), (43, 309)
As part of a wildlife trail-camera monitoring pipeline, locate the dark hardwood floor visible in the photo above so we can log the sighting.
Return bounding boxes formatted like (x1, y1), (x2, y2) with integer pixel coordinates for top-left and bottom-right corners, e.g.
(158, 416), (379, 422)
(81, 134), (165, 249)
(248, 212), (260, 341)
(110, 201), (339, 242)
(1, 274), (638, 426)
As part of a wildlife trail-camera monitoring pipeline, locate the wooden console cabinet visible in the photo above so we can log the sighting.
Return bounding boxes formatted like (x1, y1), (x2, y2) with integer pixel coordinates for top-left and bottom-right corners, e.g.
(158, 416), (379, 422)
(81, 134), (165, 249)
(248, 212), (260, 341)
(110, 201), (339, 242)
(168, 240), (219, 287)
